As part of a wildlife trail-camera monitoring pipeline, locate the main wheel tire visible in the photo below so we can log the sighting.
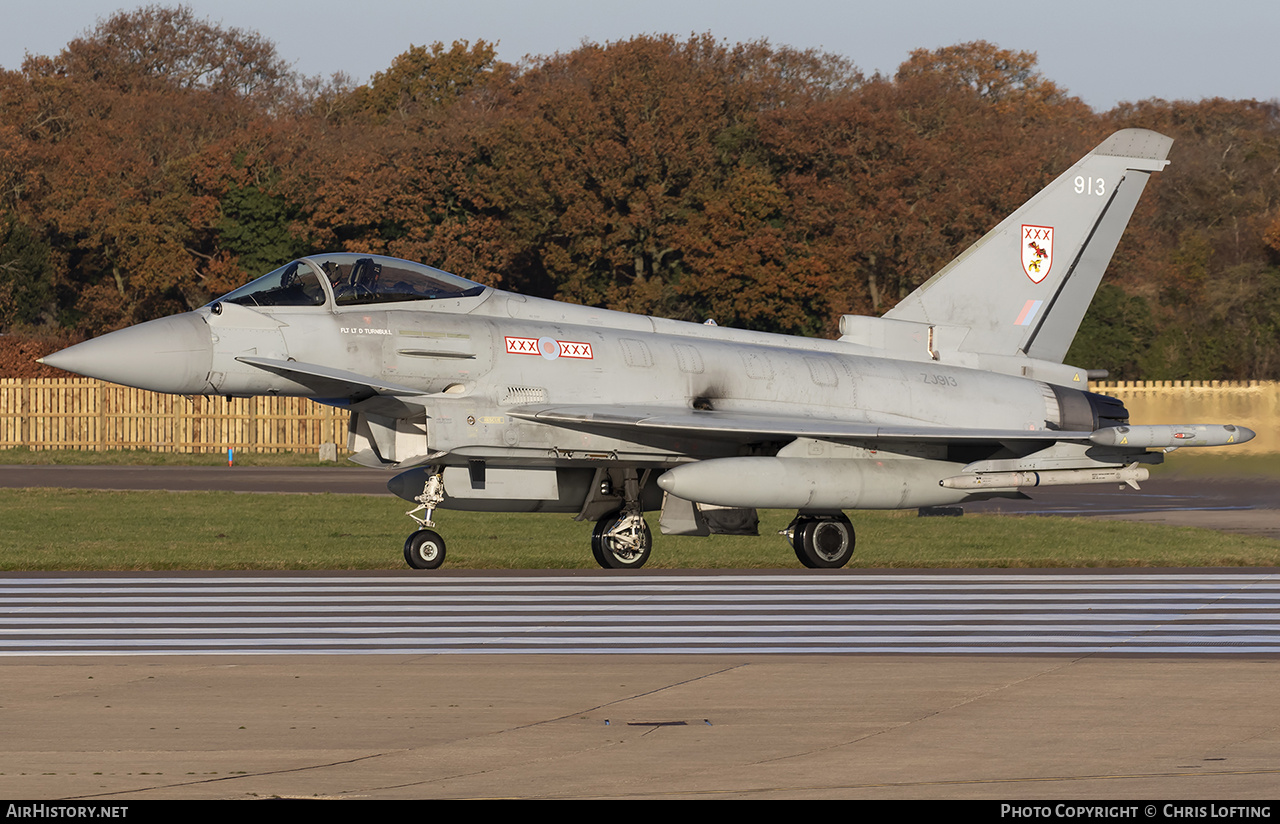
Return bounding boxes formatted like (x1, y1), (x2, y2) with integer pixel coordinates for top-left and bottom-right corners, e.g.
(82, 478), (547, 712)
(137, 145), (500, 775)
(793, 515), (855, 569)
(791, 528), (811, 567)
(790, 517), (815, 565)
(404, 529), (446, 569)
(590, 516), (612, 568)
(591, 514), (652, 569)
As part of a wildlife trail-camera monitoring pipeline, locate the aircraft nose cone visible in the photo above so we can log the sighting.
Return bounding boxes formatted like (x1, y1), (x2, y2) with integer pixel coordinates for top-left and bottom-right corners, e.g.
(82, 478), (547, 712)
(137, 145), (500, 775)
(39, 312), (213, 394)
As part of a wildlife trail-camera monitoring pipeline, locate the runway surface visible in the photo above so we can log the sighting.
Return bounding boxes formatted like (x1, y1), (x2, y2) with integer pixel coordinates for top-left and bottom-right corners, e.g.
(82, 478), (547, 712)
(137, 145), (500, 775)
(3, 575), (1280, 800)
(3, 570), (1279, 656)
(0, 464), (389, 495)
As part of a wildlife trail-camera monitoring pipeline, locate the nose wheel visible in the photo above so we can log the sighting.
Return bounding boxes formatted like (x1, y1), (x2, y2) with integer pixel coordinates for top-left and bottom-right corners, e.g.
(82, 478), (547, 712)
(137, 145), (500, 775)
(405, 529), (446, 569)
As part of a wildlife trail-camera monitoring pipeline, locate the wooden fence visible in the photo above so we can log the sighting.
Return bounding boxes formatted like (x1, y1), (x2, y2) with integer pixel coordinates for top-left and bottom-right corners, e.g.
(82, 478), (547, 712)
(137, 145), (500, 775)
(0, 378), (349, 453)
(1, 378), (1276, 454)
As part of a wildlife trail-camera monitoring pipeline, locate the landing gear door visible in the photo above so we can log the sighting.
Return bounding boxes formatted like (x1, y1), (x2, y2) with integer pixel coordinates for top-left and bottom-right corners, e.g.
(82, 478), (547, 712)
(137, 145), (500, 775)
(441, 466), (560, 500)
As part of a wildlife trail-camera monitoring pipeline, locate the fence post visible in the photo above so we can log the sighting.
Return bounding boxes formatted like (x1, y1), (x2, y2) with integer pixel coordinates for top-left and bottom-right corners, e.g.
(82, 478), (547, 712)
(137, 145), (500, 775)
(20, 378), (30, 448)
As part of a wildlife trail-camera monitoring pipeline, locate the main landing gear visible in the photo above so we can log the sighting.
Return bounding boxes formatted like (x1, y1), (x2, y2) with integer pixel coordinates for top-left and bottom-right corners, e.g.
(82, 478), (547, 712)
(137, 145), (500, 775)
(783, 513), (856, 568)
(589, 468), (652, 569)
(591, 511), (653, 569)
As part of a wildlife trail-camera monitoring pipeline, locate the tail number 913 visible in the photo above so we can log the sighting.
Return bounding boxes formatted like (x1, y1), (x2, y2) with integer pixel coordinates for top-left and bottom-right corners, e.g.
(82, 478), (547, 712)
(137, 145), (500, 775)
(1075, 176), (1106, 196)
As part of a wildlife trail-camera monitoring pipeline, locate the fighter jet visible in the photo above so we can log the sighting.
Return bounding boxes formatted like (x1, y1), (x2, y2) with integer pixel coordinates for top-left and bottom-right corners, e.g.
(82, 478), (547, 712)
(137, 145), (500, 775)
(40, 129), (1255, 570)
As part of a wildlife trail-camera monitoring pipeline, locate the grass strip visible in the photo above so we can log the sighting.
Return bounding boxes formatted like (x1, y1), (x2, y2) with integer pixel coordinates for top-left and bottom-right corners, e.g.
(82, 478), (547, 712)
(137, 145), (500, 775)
(1, 488), (1277, 571)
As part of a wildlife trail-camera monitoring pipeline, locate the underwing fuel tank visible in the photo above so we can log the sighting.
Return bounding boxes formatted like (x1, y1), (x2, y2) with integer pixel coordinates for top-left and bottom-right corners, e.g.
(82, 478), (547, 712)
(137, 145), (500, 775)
(656, 457), (975, 510)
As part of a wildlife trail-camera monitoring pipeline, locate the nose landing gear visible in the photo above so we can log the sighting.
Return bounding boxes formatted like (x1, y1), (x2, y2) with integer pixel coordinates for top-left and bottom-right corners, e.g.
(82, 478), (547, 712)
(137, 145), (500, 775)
(404, 468), (447, 570)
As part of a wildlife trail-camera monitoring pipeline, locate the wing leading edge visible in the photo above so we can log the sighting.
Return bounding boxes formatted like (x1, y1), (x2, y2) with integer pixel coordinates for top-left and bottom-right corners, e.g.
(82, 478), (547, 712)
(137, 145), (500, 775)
(509, 405), (1089, 445)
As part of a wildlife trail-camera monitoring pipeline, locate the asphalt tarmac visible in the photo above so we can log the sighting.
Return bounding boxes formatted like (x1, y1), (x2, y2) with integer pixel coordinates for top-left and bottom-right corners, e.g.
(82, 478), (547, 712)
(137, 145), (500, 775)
(2, 465), (1279, 800)
(4, 651), (1280, 800)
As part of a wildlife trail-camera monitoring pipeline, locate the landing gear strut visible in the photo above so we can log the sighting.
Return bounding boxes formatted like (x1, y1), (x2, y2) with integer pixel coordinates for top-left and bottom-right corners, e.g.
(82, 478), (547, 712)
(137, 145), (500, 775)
(784, 514), (855, 569)
(404, 467), (447, 570)
(589, 469), (652, 569)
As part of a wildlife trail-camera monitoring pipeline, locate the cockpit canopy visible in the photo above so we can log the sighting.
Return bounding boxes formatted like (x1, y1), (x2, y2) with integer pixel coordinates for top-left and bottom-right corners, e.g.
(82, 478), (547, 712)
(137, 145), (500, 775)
(214, 253), (487, 309)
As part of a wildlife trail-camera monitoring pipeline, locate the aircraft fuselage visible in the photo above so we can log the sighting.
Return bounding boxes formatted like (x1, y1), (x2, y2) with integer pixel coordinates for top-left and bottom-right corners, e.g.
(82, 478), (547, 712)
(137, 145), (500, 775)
(197, 288), (1069, 472)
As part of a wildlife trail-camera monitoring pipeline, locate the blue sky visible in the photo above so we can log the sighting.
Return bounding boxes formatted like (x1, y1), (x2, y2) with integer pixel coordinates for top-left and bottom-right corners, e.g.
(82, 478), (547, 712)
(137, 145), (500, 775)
(2, 0), (1276, 111)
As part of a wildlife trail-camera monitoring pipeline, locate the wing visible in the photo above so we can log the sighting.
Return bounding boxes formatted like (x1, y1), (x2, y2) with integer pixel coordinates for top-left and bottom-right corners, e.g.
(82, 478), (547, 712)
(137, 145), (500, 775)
(508, 405), (1254, 450)
(507, 405), (1092, 446)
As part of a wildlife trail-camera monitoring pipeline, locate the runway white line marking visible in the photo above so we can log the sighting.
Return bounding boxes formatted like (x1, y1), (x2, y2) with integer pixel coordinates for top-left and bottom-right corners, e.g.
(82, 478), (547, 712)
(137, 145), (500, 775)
(2, 572), (1276, 656)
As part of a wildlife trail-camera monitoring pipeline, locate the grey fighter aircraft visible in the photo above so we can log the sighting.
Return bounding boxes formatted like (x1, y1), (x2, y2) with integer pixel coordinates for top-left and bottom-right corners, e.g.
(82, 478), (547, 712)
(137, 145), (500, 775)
(40, 129), (1255, 570)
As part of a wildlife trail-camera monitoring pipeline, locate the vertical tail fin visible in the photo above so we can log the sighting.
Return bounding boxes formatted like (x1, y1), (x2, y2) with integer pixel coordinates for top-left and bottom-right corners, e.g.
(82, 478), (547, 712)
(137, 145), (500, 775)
(884, 129), (1172, 362)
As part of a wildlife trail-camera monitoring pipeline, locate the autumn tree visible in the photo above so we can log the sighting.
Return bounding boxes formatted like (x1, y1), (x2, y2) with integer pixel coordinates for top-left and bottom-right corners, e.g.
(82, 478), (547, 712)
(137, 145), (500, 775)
(342, 40), (507, 125)
(0, 221), (55, 329)
(762, 42), (1093, 320)
(483, 35), (859, 333)
(895, 41), (1068, 111)
(53, 4), (292, 103)
(275, 39), (516, 288)
(4, 6), (302, 331)
(0, 69), (57, 331)
(1095, 98), (1280, 379)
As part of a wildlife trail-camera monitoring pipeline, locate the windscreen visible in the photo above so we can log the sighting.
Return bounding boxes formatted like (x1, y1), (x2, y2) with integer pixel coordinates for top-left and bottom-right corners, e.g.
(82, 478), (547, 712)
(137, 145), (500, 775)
(214, 261), (326, 308)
